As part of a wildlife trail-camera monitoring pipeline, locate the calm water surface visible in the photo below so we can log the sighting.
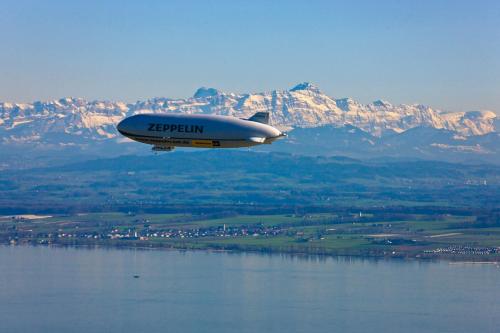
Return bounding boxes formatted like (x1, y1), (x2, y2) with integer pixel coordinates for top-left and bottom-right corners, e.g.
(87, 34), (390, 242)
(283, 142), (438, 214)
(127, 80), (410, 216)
(1, 246), (499, 333)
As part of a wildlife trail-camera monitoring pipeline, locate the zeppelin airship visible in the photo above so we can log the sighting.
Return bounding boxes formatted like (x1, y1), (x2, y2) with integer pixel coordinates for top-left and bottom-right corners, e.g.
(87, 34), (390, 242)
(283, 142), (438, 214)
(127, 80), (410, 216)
(116, 112), (286, 151)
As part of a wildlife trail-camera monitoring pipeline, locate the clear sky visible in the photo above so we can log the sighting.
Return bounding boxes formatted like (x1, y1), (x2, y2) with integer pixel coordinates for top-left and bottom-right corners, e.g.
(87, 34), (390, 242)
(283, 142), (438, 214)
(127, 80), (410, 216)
(1, 0), (499, 113)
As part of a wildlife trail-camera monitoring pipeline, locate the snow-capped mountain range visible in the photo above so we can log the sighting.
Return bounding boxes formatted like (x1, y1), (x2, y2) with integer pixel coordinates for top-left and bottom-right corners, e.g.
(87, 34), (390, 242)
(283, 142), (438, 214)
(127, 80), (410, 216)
(0, 82), (499, 168)
(0, 82), (497, 147)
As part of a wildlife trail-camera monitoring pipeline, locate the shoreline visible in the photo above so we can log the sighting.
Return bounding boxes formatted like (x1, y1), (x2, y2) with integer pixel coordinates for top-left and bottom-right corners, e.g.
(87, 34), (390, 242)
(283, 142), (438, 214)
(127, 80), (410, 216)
(3, 241), (500, 264)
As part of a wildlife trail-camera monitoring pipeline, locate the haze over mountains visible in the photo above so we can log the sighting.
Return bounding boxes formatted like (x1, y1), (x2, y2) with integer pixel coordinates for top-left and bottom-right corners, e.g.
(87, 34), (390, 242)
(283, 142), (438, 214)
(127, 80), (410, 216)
(0, 83), (498, 167)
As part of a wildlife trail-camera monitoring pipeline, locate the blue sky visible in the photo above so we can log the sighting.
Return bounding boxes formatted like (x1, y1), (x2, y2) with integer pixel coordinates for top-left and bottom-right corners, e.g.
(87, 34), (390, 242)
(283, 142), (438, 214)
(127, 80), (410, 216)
(1, 0), (499, 113)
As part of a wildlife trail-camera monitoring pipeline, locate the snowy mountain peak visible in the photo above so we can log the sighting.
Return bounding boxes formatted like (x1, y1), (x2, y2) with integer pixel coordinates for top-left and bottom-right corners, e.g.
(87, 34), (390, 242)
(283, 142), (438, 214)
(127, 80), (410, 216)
(372, 99), (392, 108)
(335, 98), (359, 111)
(193, 87), (221, 98)
(289, 82), (321, 93)
(463, 110), (496, 120)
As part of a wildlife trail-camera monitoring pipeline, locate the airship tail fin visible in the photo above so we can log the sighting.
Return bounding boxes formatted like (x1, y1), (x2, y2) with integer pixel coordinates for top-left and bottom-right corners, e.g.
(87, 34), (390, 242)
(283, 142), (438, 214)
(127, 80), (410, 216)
(248, 112), (270, 124)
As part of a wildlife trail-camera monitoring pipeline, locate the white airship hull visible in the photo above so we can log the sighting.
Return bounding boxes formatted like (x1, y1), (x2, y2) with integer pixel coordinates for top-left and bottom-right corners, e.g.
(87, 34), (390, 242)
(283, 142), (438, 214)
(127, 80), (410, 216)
(117, 113), (284, 150)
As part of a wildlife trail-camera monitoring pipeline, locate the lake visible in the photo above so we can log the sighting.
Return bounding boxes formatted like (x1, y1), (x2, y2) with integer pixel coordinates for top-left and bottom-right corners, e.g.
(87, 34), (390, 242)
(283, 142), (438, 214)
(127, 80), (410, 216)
(1, 246), (499, 333)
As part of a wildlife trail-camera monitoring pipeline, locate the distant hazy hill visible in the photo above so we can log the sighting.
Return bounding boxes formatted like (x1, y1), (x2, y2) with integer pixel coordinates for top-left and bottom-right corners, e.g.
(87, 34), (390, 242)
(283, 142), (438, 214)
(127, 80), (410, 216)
(1, 151), (498, 214)
(0, 83), (498, 167)
(259, 125), (500, 164)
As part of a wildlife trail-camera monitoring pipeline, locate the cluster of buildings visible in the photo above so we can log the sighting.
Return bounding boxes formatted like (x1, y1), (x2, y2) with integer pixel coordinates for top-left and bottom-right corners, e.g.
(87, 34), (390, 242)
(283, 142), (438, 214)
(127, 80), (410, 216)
(425, 245), (499, 256)
(50, 224), (285, 241)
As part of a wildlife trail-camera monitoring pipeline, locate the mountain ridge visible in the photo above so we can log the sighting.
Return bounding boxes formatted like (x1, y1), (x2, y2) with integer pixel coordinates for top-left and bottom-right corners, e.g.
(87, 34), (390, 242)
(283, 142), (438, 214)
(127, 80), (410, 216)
(0, 83), (498, 167)
(1, 82), (497, 142)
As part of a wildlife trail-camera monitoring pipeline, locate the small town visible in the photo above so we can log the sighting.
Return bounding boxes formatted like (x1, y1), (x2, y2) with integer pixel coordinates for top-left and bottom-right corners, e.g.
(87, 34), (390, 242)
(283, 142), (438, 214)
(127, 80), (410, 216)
(425, 245), (500, 256)
(8, 223), (287, 244)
